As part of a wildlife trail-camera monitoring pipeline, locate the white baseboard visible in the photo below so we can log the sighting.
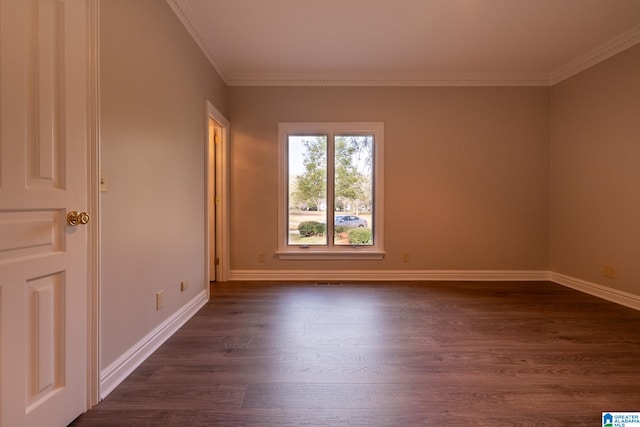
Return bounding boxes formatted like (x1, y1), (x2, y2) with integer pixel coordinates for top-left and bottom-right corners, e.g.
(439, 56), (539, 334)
(229, 269), (640, 312)
(97, 271), (640, 401)
(549, 272), (640, 312)
(228, 269), (549, 282)
(99, 289), (208, 400)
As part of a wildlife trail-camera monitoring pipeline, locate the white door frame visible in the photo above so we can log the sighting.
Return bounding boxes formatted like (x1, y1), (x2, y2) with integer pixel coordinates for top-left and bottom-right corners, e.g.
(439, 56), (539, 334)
(87, 0), (101, 408)
(205, 100), (230, 283)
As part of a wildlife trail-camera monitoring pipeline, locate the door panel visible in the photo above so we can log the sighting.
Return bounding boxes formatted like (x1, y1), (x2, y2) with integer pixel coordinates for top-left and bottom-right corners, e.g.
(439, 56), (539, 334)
(27, 271), (65, 410)
(0, 210), (65, 260)
(0, 0), (89, 425)
(27, 0), (66, 190)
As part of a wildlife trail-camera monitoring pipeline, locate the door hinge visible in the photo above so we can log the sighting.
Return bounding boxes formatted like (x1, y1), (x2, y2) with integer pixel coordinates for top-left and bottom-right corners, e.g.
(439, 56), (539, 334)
(214, 257), (220, 266)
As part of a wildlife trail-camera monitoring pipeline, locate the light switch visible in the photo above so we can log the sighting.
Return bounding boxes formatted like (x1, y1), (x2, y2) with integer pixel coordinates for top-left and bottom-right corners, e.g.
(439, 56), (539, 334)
(100, 170), (108, 192)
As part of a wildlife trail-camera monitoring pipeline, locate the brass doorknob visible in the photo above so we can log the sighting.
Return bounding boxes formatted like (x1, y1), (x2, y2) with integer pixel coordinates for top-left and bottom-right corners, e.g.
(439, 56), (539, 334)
(67, 211), (90, 226)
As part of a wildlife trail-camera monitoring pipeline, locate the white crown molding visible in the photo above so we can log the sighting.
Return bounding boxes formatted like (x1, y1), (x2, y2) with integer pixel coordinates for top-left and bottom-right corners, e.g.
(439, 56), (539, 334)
(165, 0), (228, 84)
(550, 24), (640, 85)
(168, 1), (640, 88)
(226, 74), (550, 87)
(228, 269), (549, 282)
(549, 272), (640, 312)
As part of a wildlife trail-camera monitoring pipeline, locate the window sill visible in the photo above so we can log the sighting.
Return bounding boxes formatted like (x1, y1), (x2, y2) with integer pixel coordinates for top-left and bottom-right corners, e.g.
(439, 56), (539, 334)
(276, 250), (386, 260)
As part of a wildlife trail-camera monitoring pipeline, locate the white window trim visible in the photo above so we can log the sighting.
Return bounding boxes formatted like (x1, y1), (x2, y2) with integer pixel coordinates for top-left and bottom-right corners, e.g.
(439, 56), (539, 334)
(277, 122), (385, 260)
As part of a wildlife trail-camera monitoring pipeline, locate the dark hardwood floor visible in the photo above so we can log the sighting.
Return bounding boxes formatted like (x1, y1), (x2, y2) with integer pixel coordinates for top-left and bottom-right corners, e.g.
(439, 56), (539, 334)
(70, 281), (640, 426)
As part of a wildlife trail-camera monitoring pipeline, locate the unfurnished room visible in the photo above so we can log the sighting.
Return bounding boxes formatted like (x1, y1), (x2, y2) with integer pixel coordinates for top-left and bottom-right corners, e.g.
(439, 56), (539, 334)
(1, 0), (640, 426)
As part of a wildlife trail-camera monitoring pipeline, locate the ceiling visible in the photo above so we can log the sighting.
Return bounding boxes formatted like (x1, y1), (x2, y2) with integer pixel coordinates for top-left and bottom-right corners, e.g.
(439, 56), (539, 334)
(168, 0), (640, 86)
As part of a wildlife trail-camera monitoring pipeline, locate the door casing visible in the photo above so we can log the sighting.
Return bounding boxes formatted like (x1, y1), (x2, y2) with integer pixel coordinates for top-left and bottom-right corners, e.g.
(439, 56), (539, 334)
(205, 100), (230, 283)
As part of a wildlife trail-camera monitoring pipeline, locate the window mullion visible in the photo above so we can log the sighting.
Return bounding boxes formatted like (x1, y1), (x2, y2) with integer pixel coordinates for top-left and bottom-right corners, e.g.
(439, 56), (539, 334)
(326, 132), (336, 248)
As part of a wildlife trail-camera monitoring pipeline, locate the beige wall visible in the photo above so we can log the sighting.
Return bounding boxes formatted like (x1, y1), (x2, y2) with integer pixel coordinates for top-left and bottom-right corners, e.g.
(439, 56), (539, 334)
(96, 0), (640, 380)
(550, 44), (640, 295)
(100, 0), (226, 368)
(228, 86), (550, 271)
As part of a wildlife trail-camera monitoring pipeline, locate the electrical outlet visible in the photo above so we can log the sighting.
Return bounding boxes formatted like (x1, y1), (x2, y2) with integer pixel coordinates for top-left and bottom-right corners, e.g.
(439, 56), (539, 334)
(156, 291), (164, 310)
(602, 265), (617, 279)
(258, 252), (266, 262)
(402, 252), (410, 262)
(180, 280), (189, 292)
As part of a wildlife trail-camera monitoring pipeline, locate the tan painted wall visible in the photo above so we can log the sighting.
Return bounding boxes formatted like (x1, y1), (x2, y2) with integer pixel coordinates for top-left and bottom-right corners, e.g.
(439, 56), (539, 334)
(95, 0), (640, 374)
(99, 0), (226, 368)
(228, 86), (550, 271)
(550, 44), (640, 295)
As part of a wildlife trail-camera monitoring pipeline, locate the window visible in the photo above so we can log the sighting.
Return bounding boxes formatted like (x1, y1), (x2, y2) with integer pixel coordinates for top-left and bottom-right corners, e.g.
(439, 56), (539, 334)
(277, 122), (384, 259)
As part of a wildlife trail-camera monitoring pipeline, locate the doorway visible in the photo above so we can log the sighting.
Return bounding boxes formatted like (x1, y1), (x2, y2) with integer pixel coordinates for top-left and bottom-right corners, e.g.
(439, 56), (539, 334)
(206, 101), (230, 283)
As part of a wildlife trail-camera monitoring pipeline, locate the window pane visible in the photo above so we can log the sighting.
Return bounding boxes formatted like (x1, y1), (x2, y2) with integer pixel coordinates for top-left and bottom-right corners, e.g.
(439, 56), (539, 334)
(334, 136), (374, 246)
(288, 135), (327, 245)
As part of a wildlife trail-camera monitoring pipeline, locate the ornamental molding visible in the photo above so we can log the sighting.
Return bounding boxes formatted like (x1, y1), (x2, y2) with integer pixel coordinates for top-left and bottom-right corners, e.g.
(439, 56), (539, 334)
(167, 3), (640, 87)
(165, 0), (228, 84)
(550, 24), (640, 85)
(225, 74), (549, 87)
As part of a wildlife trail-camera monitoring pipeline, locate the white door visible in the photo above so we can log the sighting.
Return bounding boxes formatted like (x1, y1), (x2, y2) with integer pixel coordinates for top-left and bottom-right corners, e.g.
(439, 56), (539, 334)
(0, 0), (90, 426)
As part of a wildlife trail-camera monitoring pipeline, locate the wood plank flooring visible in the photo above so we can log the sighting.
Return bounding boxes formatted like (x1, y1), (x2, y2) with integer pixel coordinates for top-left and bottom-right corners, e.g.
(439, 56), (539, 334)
(70, 281), (640, 426)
